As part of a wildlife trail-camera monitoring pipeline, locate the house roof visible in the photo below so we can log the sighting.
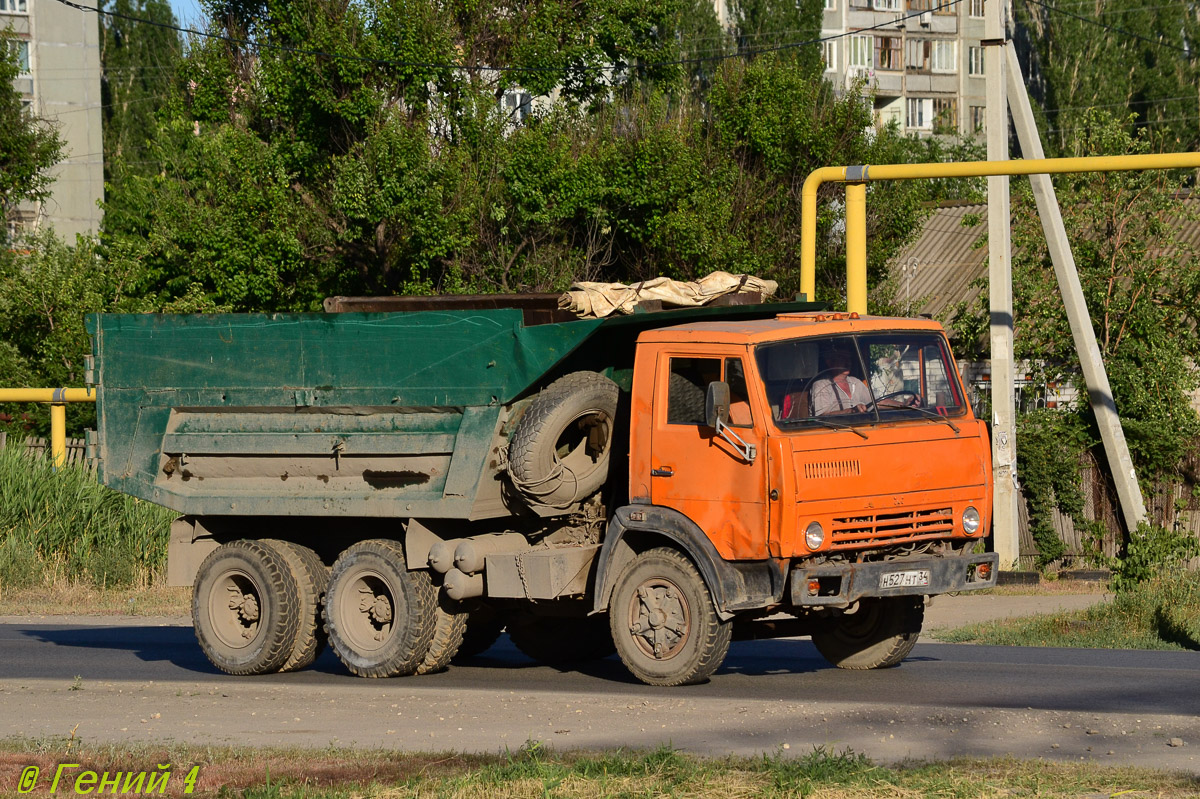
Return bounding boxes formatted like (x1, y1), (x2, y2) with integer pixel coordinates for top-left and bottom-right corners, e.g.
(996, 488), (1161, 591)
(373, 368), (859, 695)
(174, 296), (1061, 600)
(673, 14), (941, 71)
(888, 196), (1200, 321)
(889, 202), (988, 322)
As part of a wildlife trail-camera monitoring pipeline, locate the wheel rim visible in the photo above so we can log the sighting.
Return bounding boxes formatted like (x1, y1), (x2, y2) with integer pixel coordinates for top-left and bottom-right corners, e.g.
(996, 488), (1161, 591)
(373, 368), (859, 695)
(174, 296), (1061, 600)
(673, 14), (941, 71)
(207, 569), (265, 651)
(836, 600), (884, 643)
(626, 576), (690, 661)
(553, 410), (611, 480)
(336, 568), (397, 653)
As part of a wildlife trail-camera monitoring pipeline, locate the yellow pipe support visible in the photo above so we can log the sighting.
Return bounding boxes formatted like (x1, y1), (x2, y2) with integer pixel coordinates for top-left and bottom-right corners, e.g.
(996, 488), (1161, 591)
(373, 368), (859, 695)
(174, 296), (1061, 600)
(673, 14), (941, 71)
(50, 403), (67, 468)
(844, 182), (868, 316)
(800, 152), (1200, 306)
(0, 388), (95, 403)
(0, 388), (95, 470)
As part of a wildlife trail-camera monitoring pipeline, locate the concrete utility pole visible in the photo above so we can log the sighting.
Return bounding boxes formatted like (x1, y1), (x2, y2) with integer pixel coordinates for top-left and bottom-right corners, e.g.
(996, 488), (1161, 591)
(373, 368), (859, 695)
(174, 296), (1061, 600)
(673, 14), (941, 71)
(1003, 42), (1148, 534)
(984, 0), (1021, 570)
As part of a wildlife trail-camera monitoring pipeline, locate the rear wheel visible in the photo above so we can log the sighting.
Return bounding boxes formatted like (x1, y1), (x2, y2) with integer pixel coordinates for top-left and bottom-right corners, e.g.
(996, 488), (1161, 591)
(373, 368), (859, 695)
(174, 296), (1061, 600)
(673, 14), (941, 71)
(507, 615), (616, 664)
(325, 539), (437, 678)
(452, 604), (506, 661)
(192, 540), (300, 676)
(811, 596), (924, 669)
(415, 587), (467, 675)
(261, 540), (328, 672)
(609, 548), (731, 686)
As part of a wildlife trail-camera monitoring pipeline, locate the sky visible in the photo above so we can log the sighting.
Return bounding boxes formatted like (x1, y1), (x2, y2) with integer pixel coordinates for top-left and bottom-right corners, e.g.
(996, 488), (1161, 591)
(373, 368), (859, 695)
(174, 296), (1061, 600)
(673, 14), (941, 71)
(168, 0), (204, 28)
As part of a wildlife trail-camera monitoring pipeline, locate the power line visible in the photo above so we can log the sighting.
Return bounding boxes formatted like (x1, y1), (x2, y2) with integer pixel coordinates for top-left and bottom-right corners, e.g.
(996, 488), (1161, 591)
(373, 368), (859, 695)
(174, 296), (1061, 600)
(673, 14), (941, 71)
(1025, 0), (1192, 55)
(47, 0), (965, 74)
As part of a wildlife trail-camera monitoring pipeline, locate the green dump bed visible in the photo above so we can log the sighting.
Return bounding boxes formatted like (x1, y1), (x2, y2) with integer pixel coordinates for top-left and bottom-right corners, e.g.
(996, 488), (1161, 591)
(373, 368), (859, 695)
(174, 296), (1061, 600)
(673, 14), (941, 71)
(87, 300), (817, 520)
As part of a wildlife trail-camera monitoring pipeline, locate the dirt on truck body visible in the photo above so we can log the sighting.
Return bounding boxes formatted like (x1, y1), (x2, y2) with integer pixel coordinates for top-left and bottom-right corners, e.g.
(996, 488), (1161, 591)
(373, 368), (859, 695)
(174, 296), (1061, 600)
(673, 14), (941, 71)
(86, 296), (996, 686)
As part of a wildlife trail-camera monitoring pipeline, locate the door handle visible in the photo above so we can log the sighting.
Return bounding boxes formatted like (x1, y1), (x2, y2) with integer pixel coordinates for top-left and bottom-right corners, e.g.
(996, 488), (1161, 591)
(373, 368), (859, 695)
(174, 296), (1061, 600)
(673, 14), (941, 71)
(651, 467), (674, 477)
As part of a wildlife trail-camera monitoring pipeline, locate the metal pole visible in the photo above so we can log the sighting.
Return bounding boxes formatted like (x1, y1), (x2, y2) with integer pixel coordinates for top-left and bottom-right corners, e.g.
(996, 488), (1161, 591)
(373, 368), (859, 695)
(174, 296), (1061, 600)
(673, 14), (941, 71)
(1004, 41), (1147, 533)
(845, 182), (868, 315)
(50, 403), (67, 469)
(984, 0), (1020, 569)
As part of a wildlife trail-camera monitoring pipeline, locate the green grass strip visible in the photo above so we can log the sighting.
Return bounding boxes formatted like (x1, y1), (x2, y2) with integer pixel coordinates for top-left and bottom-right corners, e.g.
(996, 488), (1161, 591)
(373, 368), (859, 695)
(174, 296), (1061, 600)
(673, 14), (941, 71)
(938, 570), (1200, 650)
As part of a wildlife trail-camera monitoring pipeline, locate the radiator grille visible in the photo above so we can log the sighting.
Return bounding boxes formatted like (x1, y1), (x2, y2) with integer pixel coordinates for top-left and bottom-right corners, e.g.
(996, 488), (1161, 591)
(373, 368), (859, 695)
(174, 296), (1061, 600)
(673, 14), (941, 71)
(803, 460), (861, 480)
(830, 506), (954, 549)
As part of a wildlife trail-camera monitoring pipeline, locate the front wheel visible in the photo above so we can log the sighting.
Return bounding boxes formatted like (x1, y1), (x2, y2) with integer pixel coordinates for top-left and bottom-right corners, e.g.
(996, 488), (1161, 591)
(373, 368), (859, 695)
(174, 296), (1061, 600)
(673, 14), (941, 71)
(324, 539), (437, 678)
(811, 596), (924, 669)
(609, 548), (732, 686)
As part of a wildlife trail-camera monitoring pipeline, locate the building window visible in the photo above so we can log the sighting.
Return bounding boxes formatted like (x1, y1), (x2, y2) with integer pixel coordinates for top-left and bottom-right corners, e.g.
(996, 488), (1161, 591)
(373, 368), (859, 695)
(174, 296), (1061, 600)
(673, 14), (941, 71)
(906, 39), (930, 72)
(501, 89), (532, 123)
(968, 45), (985, 76)
(0, 0), (29, 12)
(821, 39), (838, 72)
(875, 0), (901, 10)
(848, 35), (872, 69)
(908, 97), (933, 129)
(875, 36), (902, 70)
(931, 40), (955, 72)
(908, 0), (933, 9)
(969, 0), (985, 16)
(850, 0), (870, 8)
(824, 0), (836, 9)
(933, 98), (958, 130)
(970, 105), (986, 132)
(5, 40), (29, 75)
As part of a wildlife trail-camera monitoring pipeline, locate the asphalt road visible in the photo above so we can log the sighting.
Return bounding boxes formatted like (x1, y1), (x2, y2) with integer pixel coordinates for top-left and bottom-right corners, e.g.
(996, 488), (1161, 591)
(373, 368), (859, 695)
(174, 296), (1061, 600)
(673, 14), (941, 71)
(2, 620), (1198, 715)
(1, 619), (1197, 770)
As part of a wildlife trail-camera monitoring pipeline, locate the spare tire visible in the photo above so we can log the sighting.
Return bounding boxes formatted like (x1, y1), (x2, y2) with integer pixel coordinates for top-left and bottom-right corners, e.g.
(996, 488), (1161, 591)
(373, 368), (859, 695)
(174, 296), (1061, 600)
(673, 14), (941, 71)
(508, 371), (619, 508)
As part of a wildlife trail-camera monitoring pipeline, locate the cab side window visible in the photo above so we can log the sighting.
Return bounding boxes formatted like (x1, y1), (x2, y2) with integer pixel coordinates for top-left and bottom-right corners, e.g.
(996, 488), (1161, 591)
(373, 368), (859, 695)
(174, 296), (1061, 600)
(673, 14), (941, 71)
(725, 357), (753, 427)
(667, 358), (720, 425)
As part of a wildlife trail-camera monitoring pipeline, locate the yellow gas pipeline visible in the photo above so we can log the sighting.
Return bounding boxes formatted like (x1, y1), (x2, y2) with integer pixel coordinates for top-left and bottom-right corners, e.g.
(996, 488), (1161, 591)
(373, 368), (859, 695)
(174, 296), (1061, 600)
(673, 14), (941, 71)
(0, 388), (96, 468)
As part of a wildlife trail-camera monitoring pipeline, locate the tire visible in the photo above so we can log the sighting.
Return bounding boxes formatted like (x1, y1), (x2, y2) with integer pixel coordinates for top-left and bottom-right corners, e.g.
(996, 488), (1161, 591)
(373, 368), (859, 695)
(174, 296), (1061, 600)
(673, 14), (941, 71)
(507, 615), (616, 664)
(261, 540), (328, 672)
(811, 596), (924, 670)
(415, 587), (467, 675)
(192, 540), (301, 676)
(609, 547), (732, 686)
(324, 539), (437, 678)
(452, 604), (506, 660)
(508, 371), (619, 508)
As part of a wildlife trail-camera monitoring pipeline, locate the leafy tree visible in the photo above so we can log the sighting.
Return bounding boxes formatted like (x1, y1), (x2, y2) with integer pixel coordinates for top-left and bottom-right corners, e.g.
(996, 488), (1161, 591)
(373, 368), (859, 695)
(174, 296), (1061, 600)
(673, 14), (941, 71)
(951, 113), (1200, 560)
(1017, 0), (1200, 154)
(0, 38), (63, 234)
(99, 0), (184, 237)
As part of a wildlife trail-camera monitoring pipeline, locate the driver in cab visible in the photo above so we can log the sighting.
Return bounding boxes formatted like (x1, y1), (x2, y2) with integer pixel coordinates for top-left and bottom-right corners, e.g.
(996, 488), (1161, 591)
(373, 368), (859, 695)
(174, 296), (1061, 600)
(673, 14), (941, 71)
(811, 347), (922, 416)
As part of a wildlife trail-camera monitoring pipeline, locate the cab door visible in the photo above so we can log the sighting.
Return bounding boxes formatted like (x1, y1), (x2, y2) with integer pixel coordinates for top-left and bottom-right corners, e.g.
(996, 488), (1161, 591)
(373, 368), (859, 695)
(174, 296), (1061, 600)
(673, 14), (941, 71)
(649, 353), (769, 560)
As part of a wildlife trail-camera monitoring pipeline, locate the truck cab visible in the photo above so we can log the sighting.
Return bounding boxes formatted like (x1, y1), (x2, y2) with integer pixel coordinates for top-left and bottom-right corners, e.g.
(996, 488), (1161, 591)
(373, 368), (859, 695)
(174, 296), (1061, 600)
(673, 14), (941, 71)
(593, 312), (996, 684)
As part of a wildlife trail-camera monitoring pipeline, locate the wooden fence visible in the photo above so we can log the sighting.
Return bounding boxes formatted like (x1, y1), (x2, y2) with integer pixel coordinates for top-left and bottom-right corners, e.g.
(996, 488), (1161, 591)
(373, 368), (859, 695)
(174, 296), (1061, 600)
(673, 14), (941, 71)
(0, 432), (91, 467)
(1018, 448), (1200, 569)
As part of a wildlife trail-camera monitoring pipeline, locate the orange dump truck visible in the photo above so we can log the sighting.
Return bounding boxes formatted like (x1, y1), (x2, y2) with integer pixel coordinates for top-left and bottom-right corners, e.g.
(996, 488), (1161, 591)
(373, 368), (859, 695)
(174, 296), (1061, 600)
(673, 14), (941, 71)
(89, 296), (996, 686)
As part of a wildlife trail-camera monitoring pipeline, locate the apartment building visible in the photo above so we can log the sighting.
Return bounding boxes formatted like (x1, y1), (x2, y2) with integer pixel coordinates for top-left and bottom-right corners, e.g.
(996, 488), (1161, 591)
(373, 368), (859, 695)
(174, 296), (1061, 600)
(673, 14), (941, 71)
(2, 0), (103, 239)
(819, 0), (988, 136)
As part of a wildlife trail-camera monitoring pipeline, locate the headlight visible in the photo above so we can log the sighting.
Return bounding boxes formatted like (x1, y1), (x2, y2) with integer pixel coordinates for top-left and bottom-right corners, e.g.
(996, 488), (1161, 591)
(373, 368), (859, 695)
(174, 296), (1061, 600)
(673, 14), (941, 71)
(805, 521), (825, 550)
(962, 506), (981, 535)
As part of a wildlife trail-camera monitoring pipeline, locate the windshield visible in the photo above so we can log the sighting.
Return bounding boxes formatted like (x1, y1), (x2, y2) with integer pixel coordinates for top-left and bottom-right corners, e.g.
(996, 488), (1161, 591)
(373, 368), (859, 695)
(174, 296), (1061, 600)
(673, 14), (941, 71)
(754, 332), (966, 428)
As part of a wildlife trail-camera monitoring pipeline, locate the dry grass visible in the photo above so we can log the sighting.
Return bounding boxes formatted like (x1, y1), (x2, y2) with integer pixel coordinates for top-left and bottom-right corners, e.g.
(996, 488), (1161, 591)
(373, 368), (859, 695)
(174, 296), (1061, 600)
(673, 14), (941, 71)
(980, 579), (1111, 597)
(1, 738), (1196, 798)
(0, 581), (189, 618)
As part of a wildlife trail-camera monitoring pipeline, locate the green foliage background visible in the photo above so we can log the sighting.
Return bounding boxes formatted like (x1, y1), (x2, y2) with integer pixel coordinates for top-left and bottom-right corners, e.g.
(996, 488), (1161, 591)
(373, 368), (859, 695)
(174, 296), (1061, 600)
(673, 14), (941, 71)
(5, 0), (1199, 581)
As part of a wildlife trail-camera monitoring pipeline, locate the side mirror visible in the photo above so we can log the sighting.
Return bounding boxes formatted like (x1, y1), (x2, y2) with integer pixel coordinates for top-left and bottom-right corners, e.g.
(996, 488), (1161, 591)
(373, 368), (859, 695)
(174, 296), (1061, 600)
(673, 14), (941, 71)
(705, 381), (731, 428)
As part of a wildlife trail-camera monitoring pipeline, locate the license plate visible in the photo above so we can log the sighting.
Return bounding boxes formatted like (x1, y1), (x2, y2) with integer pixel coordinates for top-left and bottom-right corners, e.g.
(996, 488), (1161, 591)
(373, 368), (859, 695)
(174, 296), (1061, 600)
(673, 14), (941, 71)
(879, 569), (930, 589)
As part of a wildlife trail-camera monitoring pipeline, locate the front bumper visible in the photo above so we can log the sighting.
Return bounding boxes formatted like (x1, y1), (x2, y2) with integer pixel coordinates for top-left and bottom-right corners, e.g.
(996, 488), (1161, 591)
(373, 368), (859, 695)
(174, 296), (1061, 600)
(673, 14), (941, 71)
(789, 551), (998, 607)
